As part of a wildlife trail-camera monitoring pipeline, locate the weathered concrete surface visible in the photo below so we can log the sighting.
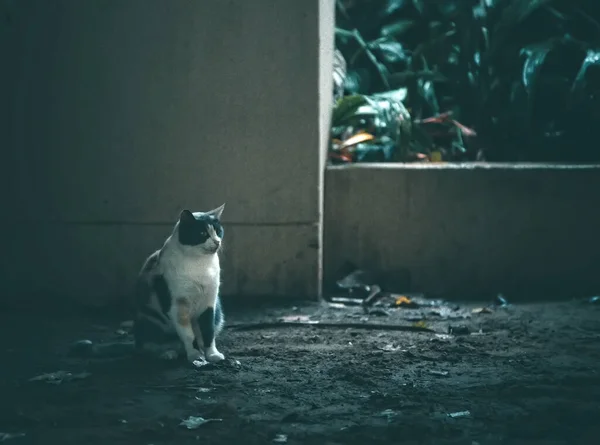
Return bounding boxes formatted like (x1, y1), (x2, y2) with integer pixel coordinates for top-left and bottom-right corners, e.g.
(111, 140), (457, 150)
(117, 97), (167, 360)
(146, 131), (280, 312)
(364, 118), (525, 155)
(324, 163), (600, 299)
(1, 0), (333, 306)
(3, 223), (319, 308)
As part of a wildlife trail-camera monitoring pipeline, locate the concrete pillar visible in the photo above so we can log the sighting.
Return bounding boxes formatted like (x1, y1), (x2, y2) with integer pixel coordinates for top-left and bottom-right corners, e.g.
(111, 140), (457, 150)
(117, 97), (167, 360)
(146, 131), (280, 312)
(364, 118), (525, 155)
(1, 0), (334, 307)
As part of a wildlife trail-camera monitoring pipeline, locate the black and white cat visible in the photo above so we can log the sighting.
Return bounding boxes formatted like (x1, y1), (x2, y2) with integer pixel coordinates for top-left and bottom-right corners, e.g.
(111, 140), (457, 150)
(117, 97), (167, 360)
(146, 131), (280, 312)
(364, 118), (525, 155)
(134, 204), (226, 365)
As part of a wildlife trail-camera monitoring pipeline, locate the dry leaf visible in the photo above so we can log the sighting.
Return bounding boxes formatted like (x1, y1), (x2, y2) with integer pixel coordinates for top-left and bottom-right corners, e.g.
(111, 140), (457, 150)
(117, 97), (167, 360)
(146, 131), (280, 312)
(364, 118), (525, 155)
(471, 307), (492, 314)
(179, 416), (222, 429)
(341, 132), (375, 149)
(430, 151), (443, 162)
(395, 295), (418, 308)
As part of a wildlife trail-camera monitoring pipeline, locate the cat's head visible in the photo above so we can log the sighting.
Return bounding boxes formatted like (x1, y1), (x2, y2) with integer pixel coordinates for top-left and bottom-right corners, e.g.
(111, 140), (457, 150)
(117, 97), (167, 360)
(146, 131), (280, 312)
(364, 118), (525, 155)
(176, 204), (225, 254)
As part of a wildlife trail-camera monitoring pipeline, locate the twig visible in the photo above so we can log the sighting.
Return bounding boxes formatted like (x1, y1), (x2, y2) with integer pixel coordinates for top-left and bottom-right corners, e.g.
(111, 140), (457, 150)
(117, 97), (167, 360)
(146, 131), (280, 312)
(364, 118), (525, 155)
(227, 322), (434, 333)
(328, 296), (364, 305)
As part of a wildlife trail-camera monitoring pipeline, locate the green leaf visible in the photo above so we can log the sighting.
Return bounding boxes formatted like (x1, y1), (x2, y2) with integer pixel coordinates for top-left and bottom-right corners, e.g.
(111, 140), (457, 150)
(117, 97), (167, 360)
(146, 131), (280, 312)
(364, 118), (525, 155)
(380, 20), (416, 38)
(571, 49), (600, 101)
(372, 88), (408, 103)
(368, 40), (408, 65)
(487, 0), (555, 61)
(520, 40), (554, 97)
(332, 95), (370, 127)
(389, 70), (448, 86)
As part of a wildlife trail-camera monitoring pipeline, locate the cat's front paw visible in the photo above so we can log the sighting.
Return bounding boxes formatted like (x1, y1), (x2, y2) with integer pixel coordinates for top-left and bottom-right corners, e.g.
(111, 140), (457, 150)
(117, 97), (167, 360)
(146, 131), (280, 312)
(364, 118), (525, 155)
(205, 350), (225, 363)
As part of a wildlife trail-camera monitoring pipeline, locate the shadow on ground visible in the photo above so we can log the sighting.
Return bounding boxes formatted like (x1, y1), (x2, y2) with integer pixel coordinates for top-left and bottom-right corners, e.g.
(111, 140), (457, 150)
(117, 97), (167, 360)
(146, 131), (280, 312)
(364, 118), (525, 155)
(0, 300), (599, 444)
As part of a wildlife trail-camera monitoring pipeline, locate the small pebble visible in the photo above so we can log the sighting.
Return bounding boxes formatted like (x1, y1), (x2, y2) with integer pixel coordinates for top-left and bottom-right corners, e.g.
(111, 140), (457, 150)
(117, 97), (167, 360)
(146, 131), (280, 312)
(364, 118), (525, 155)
(68, 339), (95, 357)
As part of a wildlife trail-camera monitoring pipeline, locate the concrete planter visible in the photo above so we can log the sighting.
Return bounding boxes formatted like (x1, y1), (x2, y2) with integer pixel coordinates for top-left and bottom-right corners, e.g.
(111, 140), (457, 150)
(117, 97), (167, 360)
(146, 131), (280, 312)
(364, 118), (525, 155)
(324, 163), (600, 300)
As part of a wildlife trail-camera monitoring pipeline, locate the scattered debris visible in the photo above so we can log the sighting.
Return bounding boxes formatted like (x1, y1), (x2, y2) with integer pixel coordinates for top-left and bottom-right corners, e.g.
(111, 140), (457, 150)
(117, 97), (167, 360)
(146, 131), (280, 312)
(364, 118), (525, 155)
(377, 409), (397, 421)
(228, 322), (434, 333)
(0, 432), (26, 442)
(68, 339), (95, 357)
(448, 325), (470, 336)
(29, 370), (91, 385)
(379, 344), (401, 352)
(336, 266), (374, 296)
(328, 303), (348, 309)
(429, 306), (469, 319)
(226, 358), (242, 369)
(115, 329), (128, 336)
(69, 339), (136, 358)
(394, 295), (419, 308)
(432, 334), (452, 342)
(192, 359), (210, 368)
(472, 307), (493, 314)
(367, 308), (390, 317)
(279, 315), (314, 323)
(362, 285), (385, 308)
(412, 320), (428, 329)
(429, 370), (449, 377)
(329, 297), (364, 306)
(400, 294), (444, 307)
(272, 434), (288, 443)
(447, 410), (471, 418)
(179, 416), (222, 429)
(494, 294), (509, 307)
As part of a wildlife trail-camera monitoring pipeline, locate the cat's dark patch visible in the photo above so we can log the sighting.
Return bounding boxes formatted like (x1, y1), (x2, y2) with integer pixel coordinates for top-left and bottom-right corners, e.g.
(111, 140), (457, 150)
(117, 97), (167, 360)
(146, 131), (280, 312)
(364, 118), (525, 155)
(152, 275), (172, 314)
(178, 212), (224, 246)
(191, 298), (222, 350)
(135, 281), (151, 306)
(198, 306), (215, 348)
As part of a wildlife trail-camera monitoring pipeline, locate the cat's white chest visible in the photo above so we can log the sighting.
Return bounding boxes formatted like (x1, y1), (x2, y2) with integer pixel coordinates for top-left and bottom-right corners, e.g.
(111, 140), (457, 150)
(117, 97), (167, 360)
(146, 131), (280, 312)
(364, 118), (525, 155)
(162, 254), (220, 304)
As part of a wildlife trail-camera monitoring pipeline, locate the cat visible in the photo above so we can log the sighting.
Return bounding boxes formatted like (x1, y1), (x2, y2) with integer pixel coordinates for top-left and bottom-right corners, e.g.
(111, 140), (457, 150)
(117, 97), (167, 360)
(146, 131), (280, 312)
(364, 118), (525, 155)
(133, 204), (227, 365)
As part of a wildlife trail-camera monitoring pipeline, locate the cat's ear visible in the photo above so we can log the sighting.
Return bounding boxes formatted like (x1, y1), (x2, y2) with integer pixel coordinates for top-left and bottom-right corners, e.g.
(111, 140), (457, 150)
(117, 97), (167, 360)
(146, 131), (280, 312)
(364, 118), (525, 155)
(206, 203), (225, 219)
(179, 209), (196, 224)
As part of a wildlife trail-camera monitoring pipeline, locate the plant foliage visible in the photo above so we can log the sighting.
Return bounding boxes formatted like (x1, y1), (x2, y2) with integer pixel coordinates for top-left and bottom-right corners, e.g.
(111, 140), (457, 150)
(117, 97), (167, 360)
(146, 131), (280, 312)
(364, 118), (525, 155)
(330, 0), (600, 163)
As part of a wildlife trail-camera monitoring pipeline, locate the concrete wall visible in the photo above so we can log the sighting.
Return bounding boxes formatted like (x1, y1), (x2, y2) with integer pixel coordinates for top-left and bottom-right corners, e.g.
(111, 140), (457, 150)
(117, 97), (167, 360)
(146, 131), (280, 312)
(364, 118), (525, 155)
(1, 0), (333, 307)
(324, 164), (600, 300)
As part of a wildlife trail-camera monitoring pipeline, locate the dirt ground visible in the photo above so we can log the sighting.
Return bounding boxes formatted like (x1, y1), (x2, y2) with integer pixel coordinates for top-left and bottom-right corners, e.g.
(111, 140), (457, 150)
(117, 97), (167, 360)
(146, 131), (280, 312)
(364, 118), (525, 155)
(0, 298), (599, 445)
